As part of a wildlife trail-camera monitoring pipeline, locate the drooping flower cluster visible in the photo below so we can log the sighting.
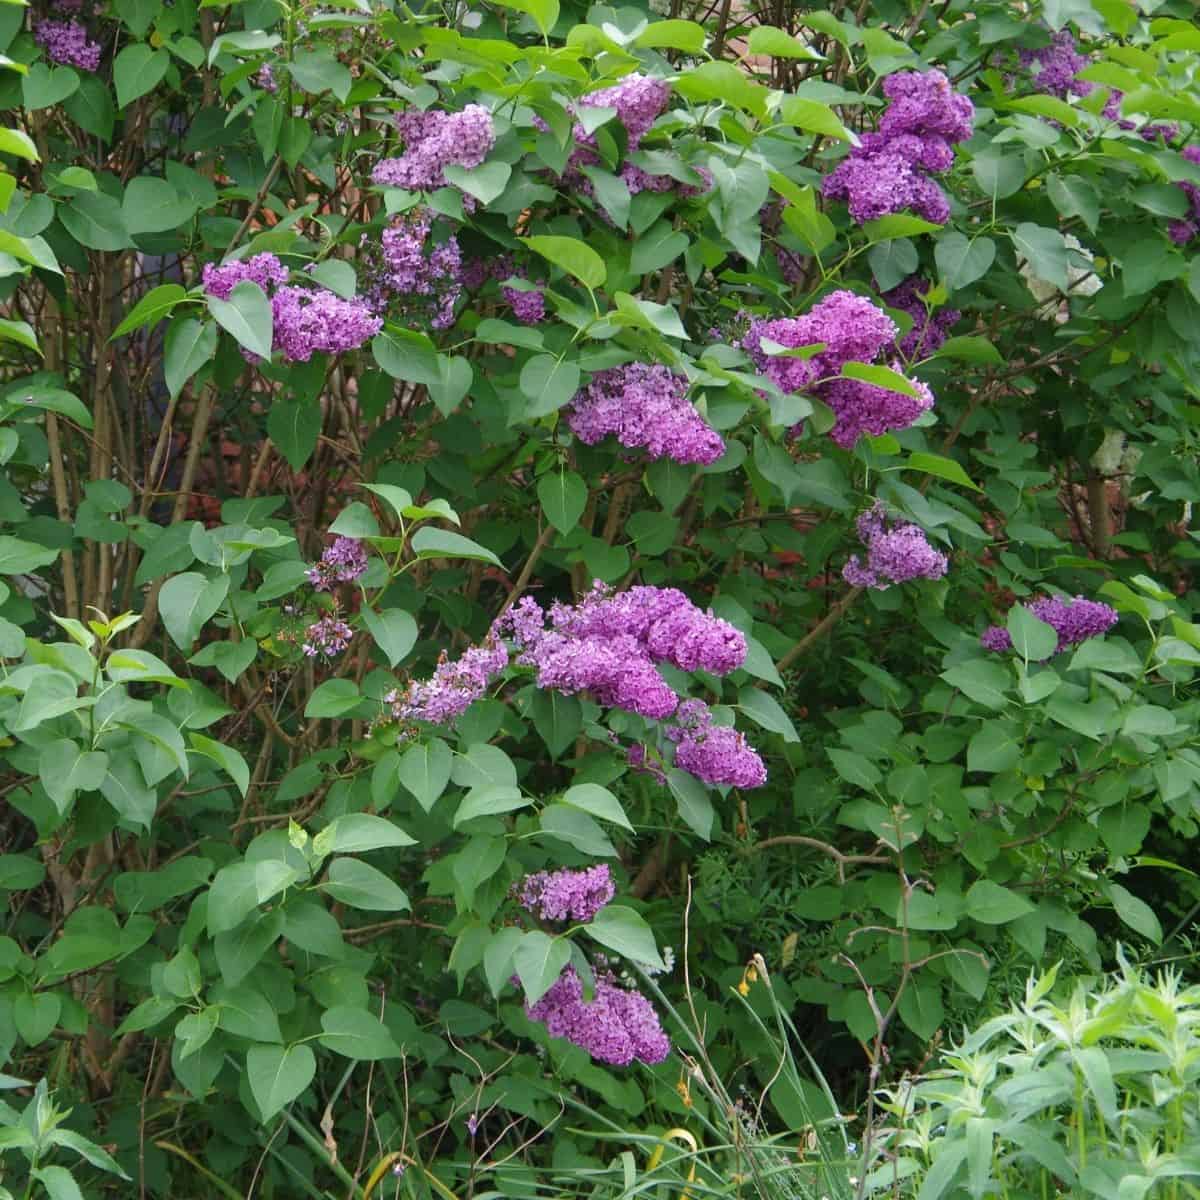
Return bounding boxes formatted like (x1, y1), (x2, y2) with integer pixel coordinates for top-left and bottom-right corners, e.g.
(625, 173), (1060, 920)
(743, 290), (934, 447)
(302, 615), (353, 658)
(980, 595), (1118, 656)
(822, 70), (973, 225)
(881, 277), (960, 359)
(384, 639), (508, 726)
(306, 537), (369, 591)
(34, 18), (101, 70)
(525, 966), (671, 1066)
(517, 865), (615, 923)
(371, 104), (495, 192)
(1170, 146), (1200, 245)
(202, 253), (380, 362)
(666, 700), (768, 789)
(842, 504), (948, 589)
(360, 209), (464, 331)
(566, 364), (725, 466)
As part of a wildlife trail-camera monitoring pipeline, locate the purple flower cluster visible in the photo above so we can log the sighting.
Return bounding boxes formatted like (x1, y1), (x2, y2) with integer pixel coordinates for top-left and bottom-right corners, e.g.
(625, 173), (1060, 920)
(462, 255), (547, 325)
(201, 253), (290, 300)
(980, 595), (1118, 655)
(497, 587), (739, 714)
(372, 104), (495, 192)
(666, 700), (767, 789)
(202, 253), (380, 361)
(822, 70), (973, 225)
(302, 615), (353, 658)
(1018, 31), (1093, 100)
(842, 504), (948, 589)
(255, 64), (277, 93)
(1170, 146), (1200, 245)
(385, 639), (508, 726)
(517, 865), (615, 922)
(363, 209), (463, 331)
(881, 277), (960, 359)
(743, 290), (933, 447)
(306, 537), (369, 591)
(566, 364), (725, 466)
(525, 966), (671, 1066)
(34, 18), (101, 70)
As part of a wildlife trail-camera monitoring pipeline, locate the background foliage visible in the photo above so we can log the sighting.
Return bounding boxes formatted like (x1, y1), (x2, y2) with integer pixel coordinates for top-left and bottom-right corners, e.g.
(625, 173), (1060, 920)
(1, 0), (1200, 1194)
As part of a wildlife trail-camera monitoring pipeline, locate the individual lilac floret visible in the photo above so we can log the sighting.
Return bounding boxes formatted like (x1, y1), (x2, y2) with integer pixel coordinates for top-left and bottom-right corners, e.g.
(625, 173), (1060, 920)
(202, 253), (290, 300)
(566, 364), (725, 466)
(1018, 31), (1094, 100)
(666, 700), (766, 789)
(371, 103), (495, 192)
(517, 865), (615, 922)
(980, 595), (1118, 656)
(306, 537), (369, 591)
(842, 504), (948, 589)
(881, 277), (960, 359)
(34, 18), (101, 70)
(302, 615), (353, 658)
(822, 69), (972, 226)
(271, 287), (382, 362)
(385, 639), (508, 725)
(525, 966), (671, 1066)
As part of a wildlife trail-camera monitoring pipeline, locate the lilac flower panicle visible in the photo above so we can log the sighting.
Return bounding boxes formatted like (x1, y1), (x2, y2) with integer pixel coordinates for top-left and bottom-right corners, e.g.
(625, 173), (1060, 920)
(517, 865), (615, 922)
(1172, 146), (1200, 243)
(822, 69), (972, 226)
(34, 18), (101, 70)
(567, 364), (725, 466)
(578, 74), (671, 151)
(364, 209), (463, 330)
(256, 63), (277, 93)
(824, 373), (935, 449)
(306, 537), (369, 591)
(981, 595), (1118, 656)
(270, 287), (381, 363)
(666, 701), (766, 789)
(1018, 31), (1094, 100)
(202, 252), (290, 300)
(525, 966), (671, 1066)
(372, 103), (495, 192)
(386, 639), (508, 726)
(842, 503), (948, 589)
(302, 616), (353, 658)
(882, 277), (961, 359)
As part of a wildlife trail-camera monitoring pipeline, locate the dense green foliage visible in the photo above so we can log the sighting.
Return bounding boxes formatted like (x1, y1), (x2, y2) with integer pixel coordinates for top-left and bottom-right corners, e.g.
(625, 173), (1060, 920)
(0, 0), (1199, 1194)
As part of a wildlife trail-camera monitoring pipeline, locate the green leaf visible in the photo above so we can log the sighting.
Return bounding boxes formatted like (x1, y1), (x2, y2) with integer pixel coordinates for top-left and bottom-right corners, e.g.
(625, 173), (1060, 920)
(122, 177), (196, 235)
(164, 318), (217, 398)
(537, 470), (587, 533)
(362, 608), (417, 667)
(840, 361), (921, 398)
(207, 861), (260, 935)
(453, 785), (529, 826)
(519, 354), (581, 420)
(675, 61), (767, 119)
(1012, 223), (1068, 291)
(525, 234), (605, 289)
(288, 49), (351, 100)
(319, 1005), (402, 1059)
(58, 191), (130, 251)
(737, 688), (798, 742)
(304, 678), (362, 718)
(935, 233), (996, 290)
(562, 783), (633, 830)
(629, 221), (689, 273)
(31, 1166), (83, 1200)
(964, 880), (1036, 925)
(188, 733), (250, 797)
(0, 127), (39, 162)
(0, 535), (58, 574)
(966, 722), (1020, 773)
(667, 767), (715, 838)
(320, 857), (410, 911)
(208, 280), (273, 360)
(539, 804), (618, 857)
(325, 813), (416, 853)
(906, 452), (981, 491)
(933, 336), (1003, 366)
(111, 284), (187, 340)
(0, 853), (44, 890)
(267, 396), (321, 470)
(39, 741), (108, 815)
(159, 571), (229, 651)
(443, 160), (511, 205)
(15, 992), (60, 1045)
(372, 327), (438, 384)
(62, 76), (114, 142)
(1106, 882), (1161, 944)
(22, 63), (79, 111)
(1007, 605), (1058, 662)
(585, 905), (665, 968)
(397, 738), (452, 811)
(411, 526), (502, 568)
(747, 25), (822, 59)
(113, 44), (169, 109)
(246, 1043), (316, 1120)
(633, 19), (706, 52)
(491, 0), (558, 33)
(513, 931), (570, 1005)
(779, 94), (852, 140)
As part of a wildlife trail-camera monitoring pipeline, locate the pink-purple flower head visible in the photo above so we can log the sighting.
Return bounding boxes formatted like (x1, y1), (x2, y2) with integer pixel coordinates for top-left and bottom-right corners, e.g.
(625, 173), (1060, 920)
(306, 536), (369, 591)
(525, 966), (670, 1066)
(371, 103), (496, 192)
(385, 639), (508, 727)
(202, 253), (290, 300)
(302, 615), (353, 658)
(517, 865), (615, 923)
(566, 364), (725, 467)
(881, 277), (960, 360)
(666, 700), (766, 789)
(34, 18), (101, 70)
(842, 503), (948, 590)
(981, 595), (1118, 656)
(1018, 30), (1094, 100)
